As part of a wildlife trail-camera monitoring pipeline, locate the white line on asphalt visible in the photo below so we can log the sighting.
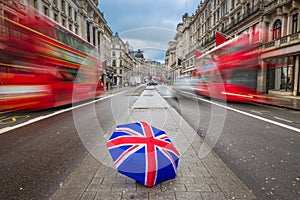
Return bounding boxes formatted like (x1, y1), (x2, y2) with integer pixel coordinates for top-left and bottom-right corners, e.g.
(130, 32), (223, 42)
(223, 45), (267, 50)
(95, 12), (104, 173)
(274, 116), (293, 123)
(198, 96), (300, 133)
(168, 88), (300, 133)
(0, 90), (128, 135)
(250, 110), (262, 115)
(162, 96), (174, 98)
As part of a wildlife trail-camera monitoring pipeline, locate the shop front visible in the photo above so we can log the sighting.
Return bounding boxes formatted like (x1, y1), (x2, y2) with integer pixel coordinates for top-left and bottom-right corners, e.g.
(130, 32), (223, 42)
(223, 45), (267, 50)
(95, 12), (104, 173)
(266, 55), (300, 96)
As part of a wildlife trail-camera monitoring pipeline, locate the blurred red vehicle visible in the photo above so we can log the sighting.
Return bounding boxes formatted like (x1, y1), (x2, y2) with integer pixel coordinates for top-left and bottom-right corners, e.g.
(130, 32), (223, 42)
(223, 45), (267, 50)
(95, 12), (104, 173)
(192, 34), (268, 103)
(0, 5), (104, 111)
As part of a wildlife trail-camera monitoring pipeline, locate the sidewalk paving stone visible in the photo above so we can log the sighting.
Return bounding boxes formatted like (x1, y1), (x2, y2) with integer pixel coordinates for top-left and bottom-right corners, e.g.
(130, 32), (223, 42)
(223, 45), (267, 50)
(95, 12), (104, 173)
(51, 87), (256, 200)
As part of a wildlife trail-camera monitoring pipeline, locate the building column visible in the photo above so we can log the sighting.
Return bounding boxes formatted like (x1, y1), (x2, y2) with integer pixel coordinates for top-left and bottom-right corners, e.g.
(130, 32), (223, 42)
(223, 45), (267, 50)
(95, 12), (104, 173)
(37, 0), (42, 13)
(79, 12), (87, 40)
(282, 14), (288, 36)
(293, 55), (299, 96)
(287, 13), (291, 35)
(261, 16), (268, 42)
(257, 60), (268, 93)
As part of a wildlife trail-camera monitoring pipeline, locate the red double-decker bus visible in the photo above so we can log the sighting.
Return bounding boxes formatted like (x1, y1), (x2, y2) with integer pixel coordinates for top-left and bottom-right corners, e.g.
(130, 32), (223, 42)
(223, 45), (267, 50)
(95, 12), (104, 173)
(192, 34), (267, 103)
(0, 6), (104, 111)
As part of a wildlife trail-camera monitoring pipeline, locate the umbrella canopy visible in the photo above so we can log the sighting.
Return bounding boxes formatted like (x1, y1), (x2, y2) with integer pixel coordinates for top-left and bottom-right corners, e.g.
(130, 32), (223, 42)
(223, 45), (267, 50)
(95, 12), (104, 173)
(106, 121), (180, 187)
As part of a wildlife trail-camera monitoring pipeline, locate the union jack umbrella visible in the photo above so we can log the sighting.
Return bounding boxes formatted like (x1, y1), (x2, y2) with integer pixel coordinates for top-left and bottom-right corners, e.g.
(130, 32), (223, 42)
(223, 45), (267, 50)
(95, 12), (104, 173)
(106, 121), (180, 187)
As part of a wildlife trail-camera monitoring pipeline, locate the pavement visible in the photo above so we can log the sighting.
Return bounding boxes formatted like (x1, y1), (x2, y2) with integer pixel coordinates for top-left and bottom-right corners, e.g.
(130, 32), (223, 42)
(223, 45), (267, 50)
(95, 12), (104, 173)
(50, 86), (256, 200)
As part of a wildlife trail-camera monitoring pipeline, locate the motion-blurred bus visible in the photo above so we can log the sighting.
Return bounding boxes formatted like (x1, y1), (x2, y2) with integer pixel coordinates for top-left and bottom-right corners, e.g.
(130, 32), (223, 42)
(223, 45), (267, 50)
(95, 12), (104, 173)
(191, 34), (267, 103)
(0, 5), (104, 111)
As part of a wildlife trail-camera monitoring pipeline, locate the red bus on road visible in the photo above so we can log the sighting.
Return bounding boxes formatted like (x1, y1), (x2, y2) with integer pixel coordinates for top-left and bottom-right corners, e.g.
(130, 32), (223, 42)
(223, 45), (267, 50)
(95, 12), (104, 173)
(0, 5), (104, 111)
(192, 34), (267, 103)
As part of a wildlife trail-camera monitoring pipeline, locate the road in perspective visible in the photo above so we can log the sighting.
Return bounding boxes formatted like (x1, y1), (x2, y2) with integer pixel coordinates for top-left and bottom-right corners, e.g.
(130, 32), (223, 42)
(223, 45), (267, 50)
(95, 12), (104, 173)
(1, 85), (299, 200)
(1, 0), (300, 200)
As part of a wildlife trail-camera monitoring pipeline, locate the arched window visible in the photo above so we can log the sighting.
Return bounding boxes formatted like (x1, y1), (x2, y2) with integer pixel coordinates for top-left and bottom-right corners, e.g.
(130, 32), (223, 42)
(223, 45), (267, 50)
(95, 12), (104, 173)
(272, 19), (281, 40)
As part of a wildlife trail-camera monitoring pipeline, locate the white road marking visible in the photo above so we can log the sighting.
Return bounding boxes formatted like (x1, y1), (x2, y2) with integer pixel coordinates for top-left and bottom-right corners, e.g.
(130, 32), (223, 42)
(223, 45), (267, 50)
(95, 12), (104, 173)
(0, 90), (128, 135)
(250, 110), (262, 115)
(170, 89), (300, 133)
(162, 96), (174, 98)
(274, 116), (293, 123)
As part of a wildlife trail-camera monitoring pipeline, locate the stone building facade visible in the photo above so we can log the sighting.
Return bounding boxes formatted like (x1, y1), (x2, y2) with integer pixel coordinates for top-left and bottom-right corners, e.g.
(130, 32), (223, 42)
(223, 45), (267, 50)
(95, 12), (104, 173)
(261, 0), (300, 96)
(111, 33), (134, 86)
(145, 60), (165, 81)
(166, 0), (300, 96)
(165, 41), (177, 81)
(129, 49), (147, 82)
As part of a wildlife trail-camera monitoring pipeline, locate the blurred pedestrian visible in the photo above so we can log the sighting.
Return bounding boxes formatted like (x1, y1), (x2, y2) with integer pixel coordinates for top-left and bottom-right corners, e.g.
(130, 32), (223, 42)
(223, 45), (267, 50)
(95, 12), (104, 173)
(106, 79), (109, 91)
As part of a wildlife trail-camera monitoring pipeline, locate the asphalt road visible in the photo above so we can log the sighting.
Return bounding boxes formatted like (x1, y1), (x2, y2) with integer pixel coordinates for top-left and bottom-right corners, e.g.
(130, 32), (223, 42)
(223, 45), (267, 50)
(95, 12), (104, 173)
(0, 86), (144, 199)
(1, 85), (299, 200)
(157, 85), (300, 200)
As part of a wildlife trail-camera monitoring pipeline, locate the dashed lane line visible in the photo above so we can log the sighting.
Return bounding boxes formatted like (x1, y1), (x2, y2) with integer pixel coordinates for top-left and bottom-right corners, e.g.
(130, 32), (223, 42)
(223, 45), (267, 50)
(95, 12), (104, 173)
(274, 116), (293, 123)
(250, 110), (263, 115)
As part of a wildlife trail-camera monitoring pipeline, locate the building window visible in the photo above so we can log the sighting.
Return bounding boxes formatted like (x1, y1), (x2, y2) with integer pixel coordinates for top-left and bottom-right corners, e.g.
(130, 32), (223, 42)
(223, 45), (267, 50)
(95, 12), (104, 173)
(112, 60), (116, 67)
(68, 5), (72, 17)
(292, 14), (298, 34)
(34, 0), (38, 9)
(246, 3), (250, 15)
(208, 17), (211, 28)
(221, 3), (227, 16)
(213, 13), (216, 24)
(97, 31), (100, 49)
(208, 3), (211, 12)
(231, 16), (234, 24)
(112, 51), (116, 56)
(62, 0), (66, 13)
(53, 0), (58, 6)
(43, 6), (49, 16)
(86, 21), (90, 42)
(92, 27), (96, 46)
(268, 57), (294, 92)
(54, 13), (59, 22)
(74, 11), (77, 22)
(62, 18), (66, 27)
(69, 23), (72, 31)
(231, 0), (235, 9)
(75, 27), (78, 34)
(272, 19), (281, 40)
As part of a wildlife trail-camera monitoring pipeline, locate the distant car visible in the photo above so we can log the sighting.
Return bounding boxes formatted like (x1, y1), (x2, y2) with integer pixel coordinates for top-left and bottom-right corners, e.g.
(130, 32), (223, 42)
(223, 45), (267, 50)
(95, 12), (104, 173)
(147, 81), (158, 86)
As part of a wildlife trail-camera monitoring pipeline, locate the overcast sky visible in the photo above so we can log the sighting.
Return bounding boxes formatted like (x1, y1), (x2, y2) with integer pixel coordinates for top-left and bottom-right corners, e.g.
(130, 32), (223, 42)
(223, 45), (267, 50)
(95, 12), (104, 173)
(99, 0), (200, 63)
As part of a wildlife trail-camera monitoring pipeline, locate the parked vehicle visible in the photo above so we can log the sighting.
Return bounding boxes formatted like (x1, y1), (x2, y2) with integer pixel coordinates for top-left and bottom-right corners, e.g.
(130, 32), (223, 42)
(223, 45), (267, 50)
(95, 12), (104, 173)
(147, 81), (158, 86)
